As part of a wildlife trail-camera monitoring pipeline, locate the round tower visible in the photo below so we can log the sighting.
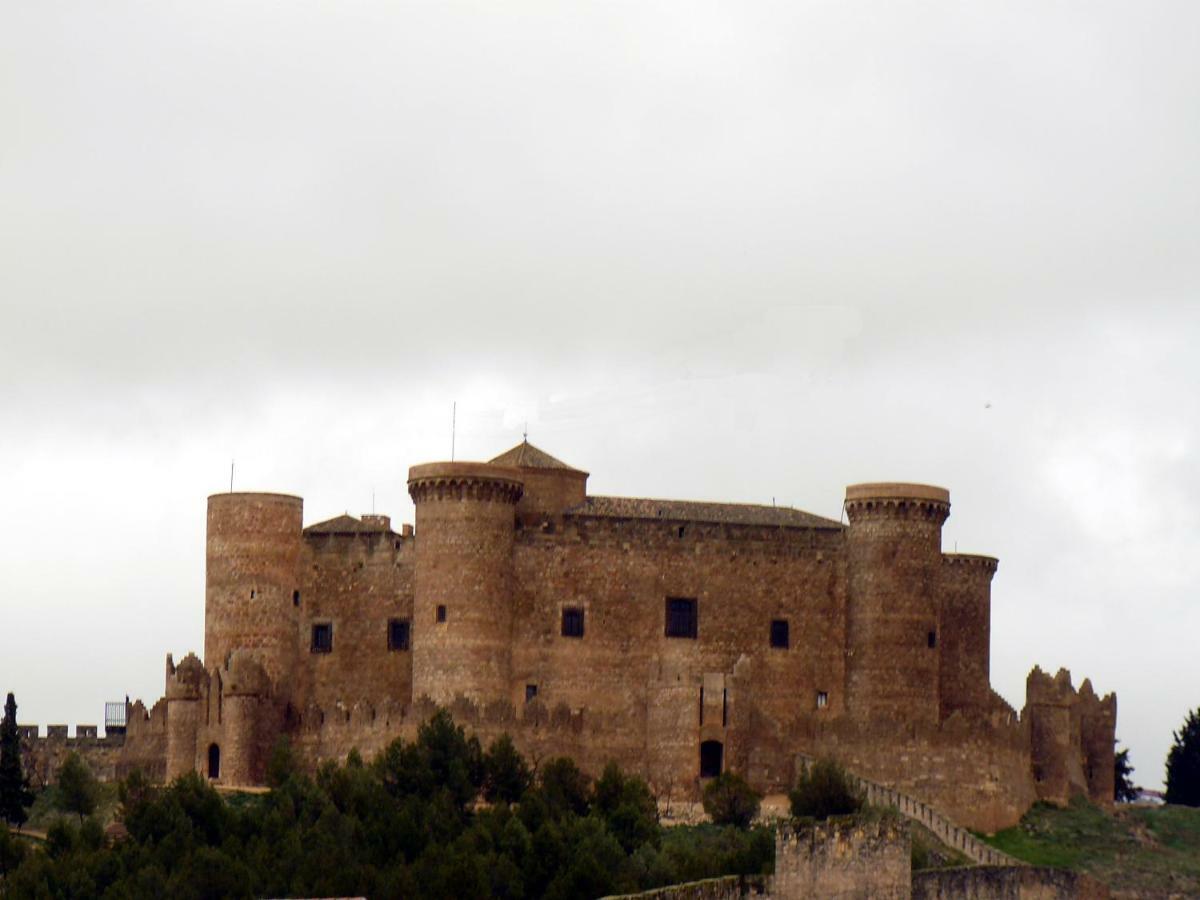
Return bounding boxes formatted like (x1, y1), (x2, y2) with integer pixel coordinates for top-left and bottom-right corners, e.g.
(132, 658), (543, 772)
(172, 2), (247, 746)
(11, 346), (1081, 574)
(165, 653), (206, 780)
(843, 483), (949, 728)
(939, 554), (998, 718)
(205, 493), (303, 695)
(407, 462), (523, 706)
(221, 651), (272, 786)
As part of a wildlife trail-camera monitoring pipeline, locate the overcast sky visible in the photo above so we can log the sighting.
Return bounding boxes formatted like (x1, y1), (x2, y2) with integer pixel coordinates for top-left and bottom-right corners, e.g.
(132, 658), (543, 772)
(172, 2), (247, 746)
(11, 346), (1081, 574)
(2, 2), (1197, 790)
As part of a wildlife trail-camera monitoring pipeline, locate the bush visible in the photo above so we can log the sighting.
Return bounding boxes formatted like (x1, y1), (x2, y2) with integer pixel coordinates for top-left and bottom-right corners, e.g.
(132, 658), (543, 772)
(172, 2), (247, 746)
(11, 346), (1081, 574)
(702, 772), (761, 829)
(592, 762), (659, 851)
(57, 752), (98, 823)
(789, 758), (863, 819)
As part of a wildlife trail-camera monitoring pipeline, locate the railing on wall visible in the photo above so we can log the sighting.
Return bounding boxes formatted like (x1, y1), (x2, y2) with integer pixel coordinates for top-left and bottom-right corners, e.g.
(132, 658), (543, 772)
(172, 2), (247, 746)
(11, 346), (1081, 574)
(793, 753), (1022, 867)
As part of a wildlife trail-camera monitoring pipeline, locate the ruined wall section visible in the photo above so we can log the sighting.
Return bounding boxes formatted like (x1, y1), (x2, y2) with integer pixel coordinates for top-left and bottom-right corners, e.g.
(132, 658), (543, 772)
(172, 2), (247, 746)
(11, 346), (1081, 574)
(510, 515), (845, 794)
(18, 725), (126, 788)
(773, 818), (912, 900)
(844, 484), (949, 730)
(1024, 667), (1114, 808)
(408, 463), (523, 706)
(119, 698), (167, 780)
(938, 555), (996, 719)
(290, 519), (414, 715)
(205, 493), (303, 694)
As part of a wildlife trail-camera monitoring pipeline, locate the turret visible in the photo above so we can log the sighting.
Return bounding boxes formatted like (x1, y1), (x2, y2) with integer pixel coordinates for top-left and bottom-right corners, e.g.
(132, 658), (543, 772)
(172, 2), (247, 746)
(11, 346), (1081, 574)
(938, 554), (998, 718)
(408, 462), (523, 706)
(220, 652), (272, 786)
(843, 483), (949, 728)
(204, 493), (303, 694)
(164, 653), (206, 780)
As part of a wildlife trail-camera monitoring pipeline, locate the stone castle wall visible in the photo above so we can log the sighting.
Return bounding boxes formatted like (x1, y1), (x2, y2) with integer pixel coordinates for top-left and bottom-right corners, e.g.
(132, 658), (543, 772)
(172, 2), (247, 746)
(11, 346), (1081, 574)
(95, 442), (1114, 836)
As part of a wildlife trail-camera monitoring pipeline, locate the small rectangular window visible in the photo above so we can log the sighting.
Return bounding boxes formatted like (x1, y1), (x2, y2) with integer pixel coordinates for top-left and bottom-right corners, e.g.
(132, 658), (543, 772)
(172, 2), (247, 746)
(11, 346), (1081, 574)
(311, 623), (333, 653)
(665, 597), (697, 639)
(525, 684), (538, 703)
(436, 605), (447, 623)
(770, 619), (789, 649)
(561, 607), (585, 638)
(927, 630), (937, 648)
(388, 618), (410, 651)
(816, 691), (828, 709)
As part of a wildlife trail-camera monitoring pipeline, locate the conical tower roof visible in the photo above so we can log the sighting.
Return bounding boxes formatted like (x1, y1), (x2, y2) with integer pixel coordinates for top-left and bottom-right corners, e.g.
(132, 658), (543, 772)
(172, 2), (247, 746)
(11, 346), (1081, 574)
(489, 440), (585, 473)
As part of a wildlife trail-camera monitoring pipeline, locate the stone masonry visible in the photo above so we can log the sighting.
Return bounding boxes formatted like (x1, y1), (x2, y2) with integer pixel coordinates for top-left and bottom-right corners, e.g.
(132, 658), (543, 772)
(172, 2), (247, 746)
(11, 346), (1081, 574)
(92, 440), (1114, 833)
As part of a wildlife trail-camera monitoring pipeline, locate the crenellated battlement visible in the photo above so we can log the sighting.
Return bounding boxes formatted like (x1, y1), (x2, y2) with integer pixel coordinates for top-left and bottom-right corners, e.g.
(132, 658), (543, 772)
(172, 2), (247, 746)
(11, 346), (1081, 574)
(407, 462), (525, 504)
(942, 553), (999, 573)
(844, 483), (951, 524)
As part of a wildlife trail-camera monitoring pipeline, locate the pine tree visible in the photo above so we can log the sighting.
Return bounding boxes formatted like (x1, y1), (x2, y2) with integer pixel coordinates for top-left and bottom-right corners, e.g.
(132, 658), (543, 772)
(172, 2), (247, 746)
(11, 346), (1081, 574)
(1114, 744), (1138, 803)
(1165, 708), (1200, 806)
(0, 693), (34, 828)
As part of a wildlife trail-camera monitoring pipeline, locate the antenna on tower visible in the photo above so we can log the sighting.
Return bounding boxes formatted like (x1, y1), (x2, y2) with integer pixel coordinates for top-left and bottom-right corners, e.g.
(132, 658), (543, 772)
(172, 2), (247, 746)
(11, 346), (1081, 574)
(230, 459), (234, 493)
(523, 421), (528, 442)
(451, 401), (457, 461)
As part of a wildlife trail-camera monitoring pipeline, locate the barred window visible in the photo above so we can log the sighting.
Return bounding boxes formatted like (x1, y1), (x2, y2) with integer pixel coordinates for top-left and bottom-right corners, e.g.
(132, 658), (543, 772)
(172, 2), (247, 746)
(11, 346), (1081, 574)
(561, 607), (585, 638)
(388, 618), (410, 651)
(770, 619), (789, 649)
(311, 623), (332, 653)
(665, 597), (697, 639)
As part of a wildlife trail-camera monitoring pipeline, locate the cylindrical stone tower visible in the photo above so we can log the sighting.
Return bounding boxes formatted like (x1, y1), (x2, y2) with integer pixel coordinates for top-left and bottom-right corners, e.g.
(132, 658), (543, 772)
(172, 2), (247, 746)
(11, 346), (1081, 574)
(205, 493), (303, 694)
(938, 554), (998, 718)
(164, 654), (205, 780)
(407, 462), (523, 706)
(221, 652), (271, 786)
(843, 483), (950, 729)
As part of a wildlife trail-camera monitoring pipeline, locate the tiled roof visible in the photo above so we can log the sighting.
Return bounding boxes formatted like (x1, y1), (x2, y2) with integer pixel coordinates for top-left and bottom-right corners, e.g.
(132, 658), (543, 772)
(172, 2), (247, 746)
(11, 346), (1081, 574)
(304, 514), (390, 535)
(489, 441), (584, 473)
(568, 496), (843, 529)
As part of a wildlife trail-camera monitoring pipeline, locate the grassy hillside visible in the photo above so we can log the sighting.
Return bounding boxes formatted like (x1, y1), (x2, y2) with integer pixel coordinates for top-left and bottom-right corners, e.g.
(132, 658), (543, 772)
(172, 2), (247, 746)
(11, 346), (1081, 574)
(980, 796), (1200, 898)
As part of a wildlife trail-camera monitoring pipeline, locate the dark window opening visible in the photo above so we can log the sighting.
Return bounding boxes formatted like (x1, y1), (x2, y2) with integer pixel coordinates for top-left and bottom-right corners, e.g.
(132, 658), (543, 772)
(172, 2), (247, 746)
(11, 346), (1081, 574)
(770, 619), (789, 649)
(250, 589), (255, 599)
(699, 740), (723, 778)
(927, 630), (937, 648)
(816, 691), (828, 709)
(665, 597), (698, 639)
(292, 590), (301, 607)
(436, 605), (447, 623)
(561, 607), (585, 638)
(207, 743), (220, 779)
(311, 623), (333, 653)
(525, 684), (538, 703)
(677, 525), (686, 539)
(388, 618), (411, 651)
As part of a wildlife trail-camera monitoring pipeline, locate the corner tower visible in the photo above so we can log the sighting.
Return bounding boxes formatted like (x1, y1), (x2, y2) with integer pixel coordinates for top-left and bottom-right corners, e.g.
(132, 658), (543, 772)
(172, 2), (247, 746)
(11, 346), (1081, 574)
(843, 483), (949, 728)
(407, 462), (523, 706)
(204, 493), (303, 693)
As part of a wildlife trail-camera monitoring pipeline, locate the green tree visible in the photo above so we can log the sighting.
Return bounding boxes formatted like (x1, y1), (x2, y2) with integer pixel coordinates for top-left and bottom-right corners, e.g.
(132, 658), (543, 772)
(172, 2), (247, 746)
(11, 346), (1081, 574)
(537, 757), (591, 820)
(591, 762), (659, 852)
(57, 751), (98, 824)
(482, 734), (532, 804)
(0, 693), (34, 828)
(702, 771), (761, 828)
(1115, 744), (1139, 803)
(789, 758), (863, 819)
(1166, 708), (1200, 806)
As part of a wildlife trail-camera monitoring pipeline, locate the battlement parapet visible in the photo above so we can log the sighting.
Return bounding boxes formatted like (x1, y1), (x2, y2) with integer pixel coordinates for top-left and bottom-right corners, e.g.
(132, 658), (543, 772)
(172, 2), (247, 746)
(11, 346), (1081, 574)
(844, 482), (951, 524)
(166, 652), (207, 699)
(407, 462), (524, 504)
(942, 553), (999, 573)
(18, 724), (120, 742)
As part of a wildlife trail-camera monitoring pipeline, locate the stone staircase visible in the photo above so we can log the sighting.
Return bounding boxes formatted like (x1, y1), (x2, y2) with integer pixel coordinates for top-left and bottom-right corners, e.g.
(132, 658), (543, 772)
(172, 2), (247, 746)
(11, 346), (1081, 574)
(794, 753), (1021, 867)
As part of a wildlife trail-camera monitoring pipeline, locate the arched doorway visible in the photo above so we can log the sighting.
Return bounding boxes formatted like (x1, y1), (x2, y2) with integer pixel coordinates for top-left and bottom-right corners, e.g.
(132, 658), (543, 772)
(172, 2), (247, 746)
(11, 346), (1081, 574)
(207, 743), (220, 779)
(699, 740), (723, 778)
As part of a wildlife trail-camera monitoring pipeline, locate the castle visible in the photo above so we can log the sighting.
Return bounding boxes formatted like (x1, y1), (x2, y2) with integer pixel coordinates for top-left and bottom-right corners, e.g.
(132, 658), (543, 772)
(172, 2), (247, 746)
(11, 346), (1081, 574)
(34, 441), (1116, 833)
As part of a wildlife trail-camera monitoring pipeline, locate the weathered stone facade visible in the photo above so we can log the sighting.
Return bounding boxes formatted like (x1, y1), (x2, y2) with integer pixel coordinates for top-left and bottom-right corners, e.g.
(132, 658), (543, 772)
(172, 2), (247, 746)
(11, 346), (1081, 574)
(95, 440), (1114, 832)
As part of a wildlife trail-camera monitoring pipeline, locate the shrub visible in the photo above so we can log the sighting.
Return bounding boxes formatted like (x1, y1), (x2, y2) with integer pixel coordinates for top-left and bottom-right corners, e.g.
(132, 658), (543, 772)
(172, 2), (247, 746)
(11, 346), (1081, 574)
(702, 772), (761, 829)
(788, 758), (863, 819)
(482, 734), (532, 804)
